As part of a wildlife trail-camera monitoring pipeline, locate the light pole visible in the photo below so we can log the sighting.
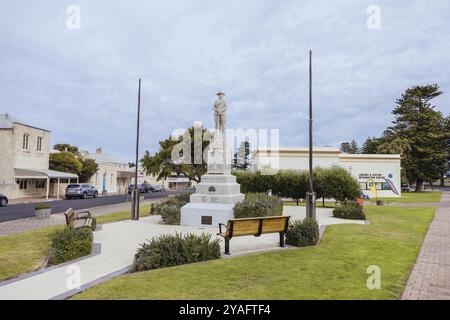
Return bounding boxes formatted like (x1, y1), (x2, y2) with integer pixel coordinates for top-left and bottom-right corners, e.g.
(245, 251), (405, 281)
(131, 79), (141, 220)
(306, 50), (316, 220)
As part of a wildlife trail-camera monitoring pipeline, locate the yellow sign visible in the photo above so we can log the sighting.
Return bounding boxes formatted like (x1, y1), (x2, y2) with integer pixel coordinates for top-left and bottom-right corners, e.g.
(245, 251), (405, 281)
(367, 179), (378, 199)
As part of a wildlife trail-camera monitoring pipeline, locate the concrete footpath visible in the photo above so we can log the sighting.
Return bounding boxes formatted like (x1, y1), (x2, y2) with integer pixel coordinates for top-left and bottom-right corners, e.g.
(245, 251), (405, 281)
(402, 191), (450, 300)
(0, 199), (157, 237)
(0, 206), (365, 300)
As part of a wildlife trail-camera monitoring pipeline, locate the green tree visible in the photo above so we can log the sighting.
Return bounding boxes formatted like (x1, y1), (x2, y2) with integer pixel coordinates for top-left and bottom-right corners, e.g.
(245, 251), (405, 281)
(49, 152), (82, 174)
(53, 143), (79, 155)
(141, 127), (211, 183)
(78, 158), (99, 182)
(382, 84), (449, 190)
(340, 140), (359, 153)
(361, 137), (381, 154)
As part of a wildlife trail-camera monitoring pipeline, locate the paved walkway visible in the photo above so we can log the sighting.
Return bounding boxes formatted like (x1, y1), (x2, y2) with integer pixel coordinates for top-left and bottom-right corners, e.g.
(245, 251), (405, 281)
(402, 191), (450, 300)
(0, 199), (157, 237)
(0, 206), (365, 300)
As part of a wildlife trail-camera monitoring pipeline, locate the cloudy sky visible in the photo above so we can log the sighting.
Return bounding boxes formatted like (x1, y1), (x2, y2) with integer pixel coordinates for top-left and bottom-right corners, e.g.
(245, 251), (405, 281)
(1, 0), (449, 161)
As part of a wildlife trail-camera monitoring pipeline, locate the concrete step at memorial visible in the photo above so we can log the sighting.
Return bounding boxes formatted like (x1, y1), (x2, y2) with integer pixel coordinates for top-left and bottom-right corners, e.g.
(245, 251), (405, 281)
(194, 182), (241, 195)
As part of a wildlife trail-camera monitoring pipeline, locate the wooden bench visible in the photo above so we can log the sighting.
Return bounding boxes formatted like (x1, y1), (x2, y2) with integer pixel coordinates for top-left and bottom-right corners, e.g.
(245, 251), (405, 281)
(64, 208), (94, 229)
(217, 216), (291, 255)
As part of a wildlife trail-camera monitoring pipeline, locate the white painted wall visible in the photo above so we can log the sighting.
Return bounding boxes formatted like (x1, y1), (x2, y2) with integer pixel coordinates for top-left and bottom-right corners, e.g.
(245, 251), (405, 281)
(252, 148), (401, 197)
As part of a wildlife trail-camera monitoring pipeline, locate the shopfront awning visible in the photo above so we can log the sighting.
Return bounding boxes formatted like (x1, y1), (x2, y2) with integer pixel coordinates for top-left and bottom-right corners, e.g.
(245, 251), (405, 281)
(14, 168), (79, 200)
(14, 168), (79, 179)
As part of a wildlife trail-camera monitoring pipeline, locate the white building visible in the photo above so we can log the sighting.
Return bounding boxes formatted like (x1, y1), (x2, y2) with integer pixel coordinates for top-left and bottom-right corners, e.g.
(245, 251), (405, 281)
(80, 148), (133, 194)
(0, 113), (78, 200)
(251, 146), (401, 197)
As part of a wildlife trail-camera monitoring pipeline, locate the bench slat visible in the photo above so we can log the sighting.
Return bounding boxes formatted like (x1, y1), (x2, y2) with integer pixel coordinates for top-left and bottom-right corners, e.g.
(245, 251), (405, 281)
(261, 217), (287, 234)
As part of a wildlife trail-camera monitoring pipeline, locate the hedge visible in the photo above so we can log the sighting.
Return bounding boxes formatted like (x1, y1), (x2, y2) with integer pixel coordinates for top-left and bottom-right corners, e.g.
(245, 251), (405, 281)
(332, 203), (366, 220)
(233, 167), (360, 203)
(286, 218), (320, 247)
(48, 227), (93, 265)
(234, 193), (283, 218)
(130, 232), (220, 272)
(150, 192), (192, 225)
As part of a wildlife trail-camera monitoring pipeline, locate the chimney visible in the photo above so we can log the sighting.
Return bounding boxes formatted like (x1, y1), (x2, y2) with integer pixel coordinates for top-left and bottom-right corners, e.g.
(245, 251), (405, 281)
(96, 147), (102, 154)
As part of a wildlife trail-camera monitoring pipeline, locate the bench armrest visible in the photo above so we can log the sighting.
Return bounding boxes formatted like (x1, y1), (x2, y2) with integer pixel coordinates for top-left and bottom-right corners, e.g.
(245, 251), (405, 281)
(75, 211), (92, 219)
(218, 223), (228, 235)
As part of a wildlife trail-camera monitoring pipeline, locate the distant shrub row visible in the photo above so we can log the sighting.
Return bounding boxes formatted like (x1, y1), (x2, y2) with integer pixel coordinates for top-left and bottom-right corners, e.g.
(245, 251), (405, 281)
(233, 167), (360, 204)
(332, 202), (366, 220)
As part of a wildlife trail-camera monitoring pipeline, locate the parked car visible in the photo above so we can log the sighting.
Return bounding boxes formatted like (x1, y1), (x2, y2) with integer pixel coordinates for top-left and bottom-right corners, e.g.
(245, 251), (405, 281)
(127, 184), (148, 194)
(141, 183), (155, 193)
(154, 185), (166, 192)
(401, 184), (411, 192)
(65, 184), (98, 199)
(0, 194), (8, 207)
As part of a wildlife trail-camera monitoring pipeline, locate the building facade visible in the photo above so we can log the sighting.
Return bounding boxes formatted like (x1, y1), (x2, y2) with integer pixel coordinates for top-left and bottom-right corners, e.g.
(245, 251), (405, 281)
(0, 114), (78, 200)
(81, 148), (133, 194)
(251, 147), (401, 197)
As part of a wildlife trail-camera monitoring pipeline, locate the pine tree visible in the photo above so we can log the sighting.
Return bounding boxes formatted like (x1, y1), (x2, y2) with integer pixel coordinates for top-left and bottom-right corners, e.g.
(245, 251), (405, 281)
(382, 84), (449, 190)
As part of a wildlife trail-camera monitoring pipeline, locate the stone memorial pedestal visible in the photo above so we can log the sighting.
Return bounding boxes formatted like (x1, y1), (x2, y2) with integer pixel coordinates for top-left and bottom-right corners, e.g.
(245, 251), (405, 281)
(180, 135), (244, 227)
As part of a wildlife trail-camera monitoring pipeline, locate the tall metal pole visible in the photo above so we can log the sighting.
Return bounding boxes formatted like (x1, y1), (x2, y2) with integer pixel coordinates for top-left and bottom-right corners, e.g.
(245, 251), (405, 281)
(131, 79), (141, 220)
(306, 50), (316, 219)
(308, 50), (313, 193)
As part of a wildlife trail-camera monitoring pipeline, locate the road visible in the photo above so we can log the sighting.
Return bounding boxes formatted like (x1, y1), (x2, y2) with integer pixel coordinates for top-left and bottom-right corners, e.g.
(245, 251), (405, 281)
(0, 190), (185, 223)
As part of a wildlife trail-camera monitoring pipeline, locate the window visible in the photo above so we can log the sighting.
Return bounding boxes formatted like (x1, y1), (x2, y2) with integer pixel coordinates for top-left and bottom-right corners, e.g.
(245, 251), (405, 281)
(22, 134), (30, 150)
(17, 179), (28, 190)
(35, 179), (46, 189)
(37, 137), (43, 152)
(359, 182), (367, 190)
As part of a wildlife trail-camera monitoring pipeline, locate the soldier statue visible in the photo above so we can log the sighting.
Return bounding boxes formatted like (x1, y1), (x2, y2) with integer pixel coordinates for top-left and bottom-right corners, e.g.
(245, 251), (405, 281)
(213, 91), (227, 136)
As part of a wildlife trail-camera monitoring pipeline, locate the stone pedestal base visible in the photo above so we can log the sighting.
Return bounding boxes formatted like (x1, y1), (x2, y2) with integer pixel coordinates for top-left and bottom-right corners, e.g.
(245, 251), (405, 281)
(180, 203), (235, 227)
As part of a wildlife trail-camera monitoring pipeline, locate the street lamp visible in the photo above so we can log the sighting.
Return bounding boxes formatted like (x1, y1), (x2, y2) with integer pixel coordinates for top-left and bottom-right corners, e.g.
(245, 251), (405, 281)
(131, 79), (141, 220)
(306, 50), (316, 220)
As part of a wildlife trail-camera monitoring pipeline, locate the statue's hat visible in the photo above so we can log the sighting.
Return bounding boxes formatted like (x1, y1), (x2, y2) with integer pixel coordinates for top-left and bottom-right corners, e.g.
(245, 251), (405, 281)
(216, 91), (225, 96)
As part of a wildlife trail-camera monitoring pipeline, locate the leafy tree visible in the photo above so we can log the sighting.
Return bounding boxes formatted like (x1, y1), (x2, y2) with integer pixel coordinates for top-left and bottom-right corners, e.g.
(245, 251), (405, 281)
(49, 151), (82, 174)
(53, 143), (79, 155)
(340, 140), (359, 153)
(141, 127), (211, 183)
(381, 84), (449, 190)
(78, 158), (99, 182)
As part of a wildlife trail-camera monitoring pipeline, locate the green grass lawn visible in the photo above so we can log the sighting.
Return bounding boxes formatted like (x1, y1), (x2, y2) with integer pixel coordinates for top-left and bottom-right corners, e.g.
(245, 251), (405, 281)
(0, 204), (151, 282)
(377, 191), (442, 203)
(73, 205), (435, 300)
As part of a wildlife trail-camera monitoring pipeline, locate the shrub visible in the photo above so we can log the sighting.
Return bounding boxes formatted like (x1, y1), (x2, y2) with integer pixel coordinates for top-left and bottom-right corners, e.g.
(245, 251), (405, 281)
(286, 218), (320, 247)
(333, 203), (366, 220)
(90, 217), (97, 231)
(150, 192), (192, 224)
(48, 227), (93, 265)
(234, 192), (283, 218)
(160, 204), (180, 225)
(35, 204), (51, 210)
(130, 232), (220, 272)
